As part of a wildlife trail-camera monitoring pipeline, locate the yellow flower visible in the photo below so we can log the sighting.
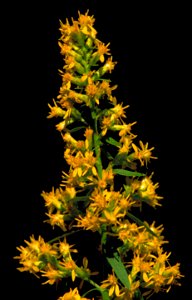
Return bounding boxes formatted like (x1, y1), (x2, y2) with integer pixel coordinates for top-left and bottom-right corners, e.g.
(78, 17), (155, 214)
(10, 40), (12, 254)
(78, 10), (95, 27)
(132, 140), (157, 166)
(45, 211), (66, 231)
(17, 257), (41, 275)
(102, 57), (117, 73)
(100, 206), (125, 225)
(113, 122), (137, 136)
(41, 187), (63, 211)
(56, 120), (67, 131)
(59, 18), (72, 40)
(14, 245), (41, 275)
(131, 253), (154, 279)
(111, 103), (129, 120)
(41, 263), (63, 285)
(101, 115), (113, 136)
(59, 43), (72, 55)
(94, 40), (111, 62)
(47, 99), (66, 118)
(117, 221), (142, 243)
(78, 10), (97, 39)
(62, 72), (73, 83)
(85, 82), (99, 97)
(99, 81), (118, 97)
(75, 210), (101, 232)
(101, 271), (121, 297)
(117, 275), (140, 300)
(97, 168), (114, 189)
(163, 263), (183, 285)
(58, 287), (90, 300)
(65, 150), (97, 179)
(84, 127), (93, 149)
(138, 175), (163, 207)
(58, 237), (78, 258)
(24, 235), (45, 254)
(63, 132), (78, 147)
(61, 259), (78, 282)
(64, 55), (76, 70)
(118, 135), (134, 154)
(89, 188), (107, 210)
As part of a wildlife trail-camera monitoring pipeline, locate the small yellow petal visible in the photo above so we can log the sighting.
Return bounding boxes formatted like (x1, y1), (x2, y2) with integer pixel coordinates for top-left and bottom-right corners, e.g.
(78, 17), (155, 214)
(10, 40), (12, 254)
(115, 284), (120, 296)
(143, 272), (149, 282)
(109, 285), (114, 296)
(71, 269), (76, 282)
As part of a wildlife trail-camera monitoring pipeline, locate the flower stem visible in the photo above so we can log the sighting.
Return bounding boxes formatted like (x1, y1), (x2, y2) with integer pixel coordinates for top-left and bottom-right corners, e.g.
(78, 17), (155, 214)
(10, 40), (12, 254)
(93, 132), (103, 178)
(84, 278), (110, 300)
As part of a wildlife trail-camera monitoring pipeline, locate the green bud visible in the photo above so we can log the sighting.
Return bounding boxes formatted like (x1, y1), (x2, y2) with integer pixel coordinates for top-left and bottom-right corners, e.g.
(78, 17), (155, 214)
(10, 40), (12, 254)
(75, 62), (85, 74)
(86, 37), (93, 48)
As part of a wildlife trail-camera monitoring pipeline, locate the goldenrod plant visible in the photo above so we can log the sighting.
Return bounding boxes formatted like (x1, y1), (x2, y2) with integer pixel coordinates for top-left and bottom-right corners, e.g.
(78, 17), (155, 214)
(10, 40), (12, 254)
(14, 11), (183, 300)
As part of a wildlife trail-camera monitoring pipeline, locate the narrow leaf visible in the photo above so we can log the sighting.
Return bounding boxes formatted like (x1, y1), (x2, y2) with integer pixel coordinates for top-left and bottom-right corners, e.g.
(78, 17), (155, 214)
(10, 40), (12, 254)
(113, 168), (145, 177)
(107, 252), (130, 289)
(69, 126), (86, 133)
(106, 137), (121, 147)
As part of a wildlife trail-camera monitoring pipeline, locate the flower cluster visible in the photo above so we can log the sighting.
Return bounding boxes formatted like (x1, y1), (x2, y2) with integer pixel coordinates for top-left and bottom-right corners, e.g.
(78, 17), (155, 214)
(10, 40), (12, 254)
(15, 10), (183, 300)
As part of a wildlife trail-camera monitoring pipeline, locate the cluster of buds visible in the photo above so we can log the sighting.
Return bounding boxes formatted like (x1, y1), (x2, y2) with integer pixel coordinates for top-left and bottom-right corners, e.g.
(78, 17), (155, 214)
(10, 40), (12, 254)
(15, 10), (183, 300)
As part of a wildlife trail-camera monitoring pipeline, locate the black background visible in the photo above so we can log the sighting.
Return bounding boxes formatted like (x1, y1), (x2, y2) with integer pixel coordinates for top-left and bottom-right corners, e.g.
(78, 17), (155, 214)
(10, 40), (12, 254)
(2, 1), (191, 299)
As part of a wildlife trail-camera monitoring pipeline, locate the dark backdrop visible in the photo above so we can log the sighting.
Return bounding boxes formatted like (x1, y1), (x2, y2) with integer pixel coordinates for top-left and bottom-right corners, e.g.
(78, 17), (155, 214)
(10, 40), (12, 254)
(2, 1), (191, 299)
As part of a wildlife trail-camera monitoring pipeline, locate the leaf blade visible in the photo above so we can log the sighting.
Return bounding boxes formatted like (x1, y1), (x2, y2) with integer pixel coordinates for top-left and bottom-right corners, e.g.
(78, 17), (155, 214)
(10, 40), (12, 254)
(113, 168), (145, 177)
(106, 137), (121, 147)
(107, 252), (130, 289)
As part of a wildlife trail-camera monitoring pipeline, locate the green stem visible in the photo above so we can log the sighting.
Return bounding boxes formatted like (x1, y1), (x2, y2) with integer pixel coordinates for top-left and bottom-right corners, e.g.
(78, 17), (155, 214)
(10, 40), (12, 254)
(93, 132), (103, 178)
(91, 102), (103, 179)
(48, 229), (83, 244)
(84, 278), (110, 300)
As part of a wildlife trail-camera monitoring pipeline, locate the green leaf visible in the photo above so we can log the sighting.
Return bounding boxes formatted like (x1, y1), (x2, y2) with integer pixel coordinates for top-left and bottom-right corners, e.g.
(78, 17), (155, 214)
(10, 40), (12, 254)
(106, 137), (121, 147)
(107, 252), (130, 289)
(113, 168), (145, 177)
(100, 289), (111, 300)
(69, 126), (86, 133)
